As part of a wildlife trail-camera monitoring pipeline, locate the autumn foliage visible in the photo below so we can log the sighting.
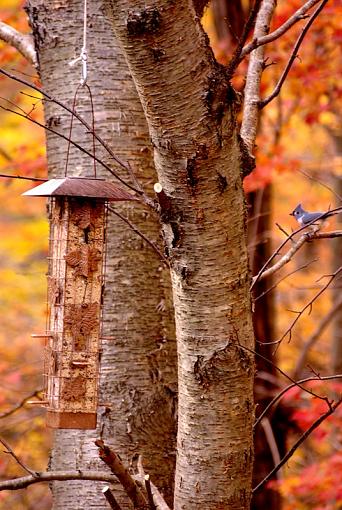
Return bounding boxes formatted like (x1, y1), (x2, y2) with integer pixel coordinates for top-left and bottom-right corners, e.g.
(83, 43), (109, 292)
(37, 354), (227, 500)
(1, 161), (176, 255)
(0, 0), (341, 509)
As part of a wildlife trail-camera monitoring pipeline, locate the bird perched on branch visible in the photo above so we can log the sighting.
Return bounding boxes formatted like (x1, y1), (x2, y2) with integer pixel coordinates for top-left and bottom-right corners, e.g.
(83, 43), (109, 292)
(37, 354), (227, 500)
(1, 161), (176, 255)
(290, 204), (341, 226)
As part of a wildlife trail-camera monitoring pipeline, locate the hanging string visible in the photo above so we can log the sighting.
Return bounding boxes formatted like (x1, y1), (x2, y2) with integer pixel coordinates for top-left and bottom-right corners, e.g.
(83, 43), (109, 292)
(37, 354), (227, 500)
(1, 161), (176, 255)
(69, 0), (88, 86)
(64, 0), (97, 178)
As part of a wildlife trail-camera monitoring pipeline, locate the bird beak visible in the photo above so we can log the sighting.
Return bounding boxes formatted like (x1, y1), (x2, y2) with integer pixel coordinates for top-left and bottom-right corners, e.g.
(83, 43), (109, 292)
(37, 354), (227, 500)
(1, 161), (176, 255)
(289, 212), (294, 216)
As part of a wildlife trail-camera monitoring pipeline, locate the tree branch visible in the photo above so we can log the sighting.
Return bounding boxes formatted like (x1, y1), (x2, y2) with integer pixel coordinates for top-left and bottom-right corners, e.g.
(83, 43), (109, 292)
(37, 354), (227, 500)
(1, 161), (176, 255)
(240, 0), (277, 152)
(253, 398), (342, 493)
(108, 206), (169, 267)
(0, 471), (117, 491)
(102, 486), (123, 510)
(251, 207), (342, 289)
(259, 0), (328, 108)
(0, 436), (38, 477)
(0, 22), (37, 67)
(0, 67), (157, 211)
(0, 101), (141, 196)
(0, 389), (43, 419)
(136, 456), (171, 510)
(293, 296), (342, 378)
(253, 228), (316, 285)
(240, 0), (322, 60)
(226, 0), (262, 78)
(274, 265), (342, 347)
(254, 374), (342, 429)
(95, 439), (148, 509)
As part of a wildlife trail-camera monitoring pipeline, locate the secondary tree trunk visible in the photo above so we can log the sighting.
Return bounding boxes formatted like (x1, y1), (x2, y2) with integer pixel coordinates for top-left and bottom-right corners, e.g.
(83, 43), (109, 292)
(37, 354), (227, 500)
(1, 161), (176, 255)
(329, 129), (342, 374)
(27, 1), (177, 508)
(107, 2), (255, 509)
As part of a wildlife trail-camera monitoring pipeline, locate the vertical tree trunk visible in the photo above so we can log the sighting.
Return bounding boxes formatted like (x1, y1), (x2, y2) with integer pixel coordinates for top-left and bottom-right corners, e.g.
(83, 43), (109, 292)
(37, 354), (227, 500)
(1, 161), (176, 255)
(329, 130), (342, 374)
(248, 186), (282, 510)
(27, 1), (177, 508)
(107, 2), (255, 509)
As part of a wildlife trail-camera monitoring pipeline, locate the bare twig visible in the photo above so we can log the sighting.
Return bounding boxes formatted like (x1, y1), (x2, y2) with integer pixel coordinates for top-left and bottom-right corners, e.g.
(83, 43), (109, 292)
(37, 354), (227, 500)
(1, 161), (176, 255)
(275, 265), (342, 346)
(0, 173), (47, 182)
(0, 470), (117, 491)
(144, 475), (156, 510)
(0, 436), (37, 477)
(259, 0), (328, 108)
(253, 398), (342, 493)
(95, 439), (148, 509)
(313, 231), (342, 239)
(260, 418), (282, 479)
(0, 21), (37, 67)
(240, 0), (322, 60)
(251, 207), (342, 289)
(0, 102), (140, 196)
(254, 259), (317, 302)
(102, 486), (123, 510)
(238, 343), (331, 403)
(136, 456), (171, 510)
(253, 227), (317, 285)
(254, 374), (342, 429)
(108, 207), (169, 267)
(297, 168), (342, 203)
(0, 68), (157, 211)
(240, 0), (277, 152)
(226, 0), (262, 78)
(0, 390), (43, 419)
(293, 296), (342, 378)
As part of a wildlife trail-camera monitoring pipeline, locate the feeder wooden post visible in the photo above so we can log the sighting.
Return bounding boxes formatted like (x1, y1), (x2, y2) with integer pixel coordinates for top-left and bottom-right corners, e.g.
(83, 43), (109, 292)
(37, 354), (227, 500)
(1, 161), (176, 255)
(23, 177), (136, 429)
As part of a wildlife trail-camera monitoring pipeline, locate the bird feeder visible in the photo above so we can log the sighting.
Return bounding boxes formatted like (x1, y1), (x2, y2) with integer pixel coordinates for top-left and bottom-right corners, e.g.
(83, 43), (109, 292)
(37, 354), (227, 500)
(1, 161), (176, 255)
(23, 177), (136, 429)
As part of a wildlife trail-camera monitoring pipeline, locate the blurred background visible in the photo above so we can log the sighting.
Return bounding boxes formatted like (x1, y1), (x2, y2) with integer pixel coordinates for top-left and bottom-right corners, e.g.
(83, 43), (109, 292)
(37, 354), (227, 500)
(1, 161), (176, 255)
(0, 0), (341, 508)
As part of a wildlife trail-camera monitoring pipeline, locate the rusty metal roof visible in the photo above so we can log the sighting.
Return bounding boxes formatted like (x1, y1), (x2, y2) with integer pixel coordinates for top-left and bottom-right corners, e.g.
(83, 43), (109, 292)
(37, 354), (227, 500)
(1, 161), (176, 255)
(22, 177), (137, 201)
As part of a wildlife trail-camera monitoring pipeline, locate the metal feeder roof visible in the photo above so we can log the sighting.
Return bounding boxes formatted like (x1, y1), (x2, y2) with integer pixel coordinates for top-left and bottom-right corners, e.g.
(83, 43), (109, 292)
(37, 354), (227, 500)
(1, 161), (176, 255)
(22, 177), (137, 201)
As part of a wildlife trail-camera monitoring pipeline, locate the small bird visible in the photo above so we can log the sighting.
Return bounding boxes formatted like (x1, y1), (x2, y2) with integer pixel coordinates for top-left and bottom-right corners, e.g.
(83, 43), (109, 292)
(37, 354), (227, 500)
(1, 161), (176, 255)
(290, 203), (341, 226)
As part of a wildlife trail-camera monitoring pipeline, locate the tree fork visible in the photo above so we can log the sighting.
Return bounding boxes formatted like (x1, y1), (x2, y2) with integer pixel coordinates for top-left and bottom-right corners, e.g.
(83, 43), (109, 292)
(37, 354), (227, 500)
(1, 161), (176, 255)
(106, 2), (255, 509)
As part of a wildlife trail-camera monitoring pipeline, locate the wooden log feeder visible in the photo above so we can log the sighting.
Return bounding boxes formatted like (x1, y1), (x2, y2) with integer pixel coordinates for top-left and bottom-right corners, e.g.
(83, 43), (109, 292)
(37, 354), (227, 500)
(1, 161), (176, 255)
(23, 177), (136, 429)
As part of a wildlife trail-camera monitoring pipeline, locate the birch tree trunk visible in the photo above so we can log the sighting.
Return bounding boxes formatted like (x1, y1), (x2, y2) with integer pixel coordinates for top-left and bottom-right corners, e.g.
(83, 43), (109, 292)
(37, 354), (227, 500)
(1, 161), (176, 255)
(107, 2), (255, 509)
(26, 1), (177, 508)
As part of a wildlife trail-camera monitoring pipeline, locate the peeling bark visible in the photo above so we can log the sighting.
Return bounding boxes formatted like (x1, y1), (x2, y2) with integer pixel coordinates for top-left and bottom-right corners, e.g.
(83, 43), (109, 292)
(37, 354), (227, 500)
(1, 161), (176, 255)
(106, 2), (255, 509)
(26, 1), (177, 508)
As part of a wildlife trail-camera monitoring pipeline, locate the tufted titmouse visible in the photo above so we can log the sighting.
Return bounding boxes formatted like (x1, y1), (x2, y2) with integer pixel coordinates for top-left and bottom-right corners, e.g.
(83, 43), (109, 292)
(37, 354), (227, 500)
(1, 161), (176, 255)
(290, 203), (341, 226)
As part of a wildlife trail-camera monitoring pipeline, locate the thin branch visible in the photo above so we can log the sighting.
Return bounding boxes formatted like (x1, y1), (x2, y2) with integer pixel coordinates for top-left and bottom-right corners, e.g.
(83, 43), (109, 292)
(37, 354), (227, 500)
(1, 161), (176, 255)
(102, 486), (123, 510)
(313, 230), (342, 239)
(260, 418), (282, 479)
(0, 68), (156, 211)
(240, 0), (277, 152)
(0, 470), (117, 491)
(293, 296), (342, 378)
(253, 398), (342, 493)
(144, 475), (156, 510)
(0, 22), (37, 67)
(0, 173), (47, 182)
(136, 456), (171, 510)
(226, 0), (262, 78)
(240, 0), (321, 59)
(253, 227), (317, 285)
(0, 390), (43, 419)
(297, 168), (342, 203)
(0, 436), (37, 477)
(238, 343), (331, 403)
(254, 374), (342, 429)
(259, 0), (328, 108)
(0, 102), (140, 196)
(253, 259), (317, 302)
(275, 265), (342, 346)
(251, 207), (342, 289)
(95, 439), (148, 509)
(108, 207), (169, 267)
